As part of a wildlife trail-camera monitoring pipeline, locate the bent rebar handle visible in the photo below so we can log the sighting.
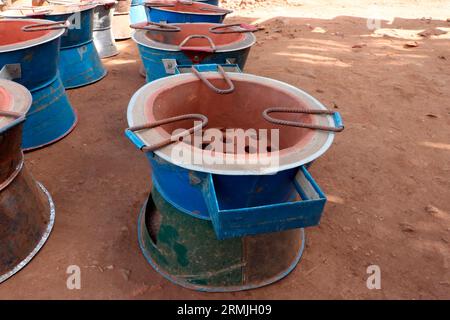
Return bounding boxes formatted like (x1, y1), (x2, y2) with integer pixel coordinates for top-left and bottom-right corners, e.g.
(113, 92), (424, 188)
(262, 107), (344, 133)
(209, 23), (264, 34)
(191, 65), (235, 94)
(145, 1), (176, 8)
(12, 6), (53, 16)
(22, 20), (69, 32)
(179, 34), (216, 52)
(130, 21), (181, 32)
(126, 114), (209, 152)
(199, 7), (232, 14)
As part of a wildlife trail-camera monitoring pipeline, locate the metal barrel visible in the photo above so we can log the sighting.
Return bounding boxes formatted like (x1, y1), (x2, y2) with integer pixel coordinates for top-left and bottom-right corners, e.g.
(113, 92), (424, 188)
(0, 79), (55, 284)
(93, 1), (119, 58)
(0, 18), (77, 150)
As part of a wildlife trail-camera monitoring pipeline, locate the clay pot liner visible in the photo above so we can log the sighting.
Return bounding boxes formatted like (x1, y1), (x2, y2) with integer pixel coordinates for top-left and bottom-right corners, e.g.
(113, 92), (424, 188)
(0, 19), (64, 53)
(0, 80), (31, 129)
(128, 72), (336, 174)
(0, 87), (12, 111)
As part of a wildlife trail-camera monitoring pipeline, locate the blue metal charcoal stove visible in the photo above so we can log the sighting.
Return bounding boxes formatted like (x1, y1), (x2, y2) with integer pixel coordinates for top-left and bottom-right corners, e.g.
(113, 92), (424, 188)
(0, 18), (77, 150)
(125, 64), (344, 291)
(145, 0), (231, 24)
(2, 3), (107, 89)
(131, 22), (261, 81)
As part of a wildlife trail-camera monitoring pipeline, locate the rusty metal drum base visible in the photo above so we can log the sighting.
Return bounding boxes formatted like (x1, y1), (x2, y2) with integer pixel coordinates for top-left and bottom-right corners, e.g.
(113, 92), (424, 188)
(0, 181), (55, 284)
(138, 189), (305, 292)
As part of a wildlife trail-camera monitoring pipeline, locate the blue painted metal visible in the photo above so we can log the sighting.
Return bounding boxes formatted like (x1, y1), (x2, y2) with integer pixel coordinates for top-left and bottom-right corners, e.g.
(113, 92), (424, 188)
(145, 2), (229, 23)
(22, 76), (77, 150)
(0, 19), (77, 150)
(44, 8), (107, 89)
(130, 0), (147, 24)
(57, 39), (106, 89)
(0, 35), (59, 90)
(125, 131), (327, 239)
(130, 4), (148, 24)
(138, 44), (251, 82)
(204, 166), (326, 239)
(134, 23), (254, 81)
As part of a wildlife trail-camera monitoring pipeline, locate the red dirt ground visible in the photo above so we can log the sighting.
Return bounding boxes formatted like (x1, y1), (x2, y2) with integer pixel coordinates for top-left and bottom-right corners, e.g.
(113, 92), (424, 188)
(0, 0), (449, 299)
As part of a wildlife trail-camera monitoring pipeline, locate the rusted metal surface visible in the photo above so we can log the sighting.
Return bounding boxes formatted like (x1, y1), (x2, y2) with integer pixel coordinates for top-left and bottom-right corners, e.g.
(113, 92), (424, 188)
(0, 80), (55, 283)
(137, 188), (305, 292)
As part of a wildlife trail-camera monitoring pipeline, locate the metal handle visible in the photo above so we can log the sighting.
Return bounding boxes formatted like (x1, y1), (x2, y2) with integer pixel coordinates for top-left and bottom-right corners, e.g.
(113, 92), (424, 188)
(209, 23), (264, 34)
(126, 114), (208, 152)
(46, 0), (78, 4)
(22, 20), (69, 32)
(145, 1), (176, 8)
(199, 7), (232, 14)
(13, 6), (53, 16)
(178, 34), (216, 53)
(47, 0), (102, 5)
(191, 65), (235, 94)
(146, 0), (194, 6)
(262, 108), (344, 132)
(130, 21), (180, 32)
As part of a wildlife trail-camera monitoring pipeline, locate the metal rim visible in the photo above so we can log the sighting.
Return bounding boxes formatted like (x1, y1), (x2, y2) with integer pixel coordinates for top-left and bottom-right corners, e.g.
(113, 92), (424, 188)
(146, 2), (229, 16)
(0, 18), (65, 53)
(127, 72), (336, 175)
(0, 80), (32, 130)
(137, 194), (306, 292)
(0, 182), (56, 284)
(132, 22), (256, 53)
(2, 3), (97, 17)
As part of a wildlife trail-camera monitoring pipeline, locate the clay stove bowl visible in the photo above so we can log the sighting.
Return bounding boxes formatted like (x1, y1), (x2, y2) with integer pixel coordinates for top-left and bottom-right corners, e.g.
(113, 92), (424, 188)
(128, 72), (336, 175)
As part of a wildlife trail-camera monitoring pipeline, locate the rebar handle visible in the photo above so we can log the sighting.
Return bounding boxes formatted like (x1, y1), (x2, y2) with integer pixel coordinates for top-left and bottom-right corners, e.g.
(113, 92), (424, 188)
(199, 7), (232, 14)
(130, 21), (181, 32)
(209, 23), (264, 34)
(12, 6), (53, 16)
(145, 1), (176, 8)
(191, 65), (235, 94)
(262, 108), (344, 132)
(178, 34), (216, 53)
(127, 114), (208, 152)
(22, 20), (69, 32)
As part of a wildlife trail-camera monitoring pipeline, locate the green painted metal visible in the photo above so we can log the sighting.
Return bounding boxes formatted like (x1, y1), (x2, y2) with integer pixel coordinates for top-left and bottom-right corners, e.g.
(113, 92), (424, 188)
(138, 187), (305, 292)
(141, 188), (243, 287)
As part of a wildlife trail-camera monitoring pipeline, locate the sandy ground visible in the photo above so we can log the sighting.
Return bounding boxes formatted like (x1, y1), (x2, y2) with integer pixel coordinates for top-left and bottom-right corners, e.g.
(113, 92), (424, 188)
(0, 0), (449, 299)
